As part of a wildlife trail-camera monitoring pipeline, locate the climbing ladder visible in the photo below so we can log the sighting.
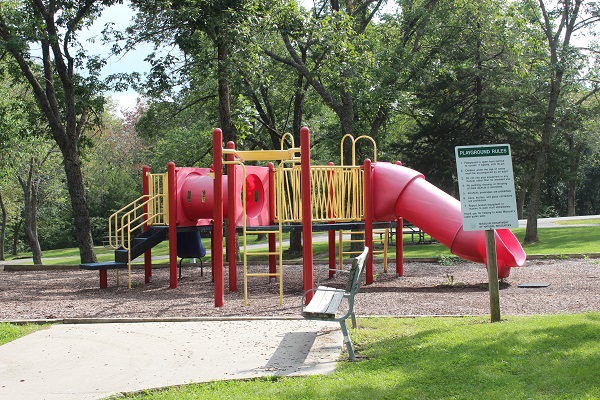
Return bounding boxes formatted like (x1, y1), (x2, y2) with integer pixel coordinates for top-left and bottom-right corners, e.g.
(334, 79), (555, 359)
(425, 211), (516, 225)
(338, 228), (389, 271)
(223, 138), (301, 305)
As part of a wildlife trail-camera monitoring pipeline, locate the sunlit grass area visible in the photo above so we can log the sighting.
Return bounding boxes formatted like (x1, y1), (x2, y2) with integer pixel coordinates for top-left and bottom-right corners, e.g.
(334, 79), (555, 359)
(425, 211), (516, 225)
(9, 225), (600, 265)
(554, 218), (600, 225)
(0, 323), (49, 346)
(105, 313), (600, 400)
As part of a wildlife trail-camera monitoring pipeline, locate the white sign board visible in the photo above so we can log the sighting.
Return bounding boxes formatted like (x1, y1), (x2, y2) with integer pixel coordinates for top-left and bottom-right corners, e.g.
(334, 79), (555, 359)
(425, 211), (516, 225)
(455, 144), (519, 231)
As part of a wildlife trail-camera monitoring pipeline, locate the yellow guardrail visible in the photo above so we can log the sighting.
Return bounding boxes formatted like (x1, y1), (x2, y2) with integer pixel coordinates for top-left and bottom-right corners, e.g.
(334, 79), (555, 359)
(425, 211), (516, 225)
(107, 172), (168, 289)
(274, 164), (364, 223)
(108, 172), (168, 250)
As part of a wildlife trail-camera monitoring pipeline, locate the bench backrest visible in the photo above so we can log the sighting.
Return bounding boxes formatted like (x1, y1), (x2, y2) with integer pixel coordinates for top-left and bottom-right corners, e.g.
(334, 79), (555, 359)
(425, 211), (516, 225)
(345, 247), (369, 295)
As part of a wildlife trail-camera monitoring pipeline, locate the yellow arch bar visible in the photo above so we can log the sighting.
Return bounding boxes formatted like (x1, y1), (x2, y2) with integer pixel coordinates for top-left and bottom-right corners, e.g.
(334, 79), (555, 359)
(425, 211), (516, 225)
(340, 134), (377, 166)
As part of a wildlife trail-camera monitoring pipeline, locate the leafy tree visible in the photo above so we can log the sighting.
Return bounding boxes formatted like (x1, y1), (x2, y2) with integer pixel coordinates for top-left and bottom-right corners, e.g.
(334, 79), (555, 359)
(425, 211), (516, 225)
(266, 1), (382, 139)
(127, 0), (263, 145)
(0, 0), (119, 262)
(84, 101), (147, 243)
(0, 63), (59, 263)
(522, 0), (600, 243)
(398, 0), (541, 192)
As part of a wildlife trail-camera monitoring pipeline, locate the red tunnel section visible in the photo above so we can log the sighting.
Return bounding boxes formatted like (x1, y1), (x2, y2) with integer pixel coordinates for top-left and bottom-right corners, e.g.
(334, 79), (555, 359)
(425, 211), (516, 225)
(175, 166), (271, 228)
(372, 162), (526, 278)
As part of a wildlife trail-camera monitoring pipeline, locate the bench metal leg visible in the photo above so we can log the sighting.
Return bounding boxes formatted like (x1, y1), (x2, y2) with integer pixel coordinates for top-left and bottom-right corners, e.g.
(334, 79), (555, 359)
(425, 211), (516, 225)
(339, 319), (356, 361)
(350, 312), (358, 329)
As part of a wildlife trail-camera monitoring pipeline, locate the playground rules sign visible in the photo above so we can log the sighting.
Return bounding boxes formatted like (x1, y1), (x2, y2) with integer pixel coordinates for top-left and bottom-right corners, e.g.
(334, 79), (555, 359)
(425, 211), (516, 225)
(455, 144), (519, 231)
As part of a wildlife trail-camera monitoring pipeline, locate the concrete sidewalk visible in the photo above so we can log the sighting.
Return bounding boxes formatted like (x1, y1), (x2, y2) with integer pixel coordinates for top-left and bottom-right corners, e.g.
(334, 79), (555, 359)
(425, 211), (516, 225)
(0, 319), (342, 400)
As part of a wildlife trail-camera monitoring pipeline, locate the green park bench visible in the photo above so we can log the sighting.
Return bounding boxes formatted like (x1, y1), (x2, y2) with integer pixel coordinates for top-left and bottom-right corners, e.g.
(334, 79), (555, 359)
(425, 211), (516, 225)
(301, 247), (369, 361)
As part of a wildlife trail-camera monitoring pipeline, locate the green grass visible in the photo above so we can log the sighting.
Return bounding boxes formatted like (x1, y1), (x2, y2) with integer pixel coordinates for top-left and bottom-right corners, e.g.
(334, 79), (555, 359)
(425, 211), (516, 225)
(0, 323), (48, 346)
(109, 313), (600, 400)
(554, 218), (600, 225)
(10, 225), (600, 265)
(4, 227), (600, 398)
(513, 226), (600, 256)
(291, 226), (600, 260)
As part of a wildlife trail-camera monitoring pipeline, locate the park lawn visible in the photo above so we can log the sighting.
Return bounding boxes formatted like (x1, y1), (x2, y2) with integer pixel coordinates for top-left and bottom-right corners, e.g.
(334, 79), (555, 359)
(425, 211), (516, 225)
(512, 226), (600, 255)
(0, 323), (48, 346)
(554, 218), (600, 225)
(13, 225), (600, 265)
(106, 312), (600, 400)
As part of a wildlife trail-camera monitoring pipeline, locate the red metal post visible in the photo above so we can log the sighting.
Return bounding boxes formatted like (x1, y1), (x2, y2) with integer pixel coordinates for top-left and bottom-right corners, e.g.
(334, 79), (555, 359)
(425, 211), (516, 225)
(100, 270), (108, 289)
(301, 127), (314, 302)
(213, 128), (225, 307)
(268, 162), (276, 276)
(226, 141), (237, 292)
(396, 217), (404, 276)
(168, 162), (178, 288)
(395, 161), (404, 277)
(364, 158), (374, 284)
(142, 165), (152, 284)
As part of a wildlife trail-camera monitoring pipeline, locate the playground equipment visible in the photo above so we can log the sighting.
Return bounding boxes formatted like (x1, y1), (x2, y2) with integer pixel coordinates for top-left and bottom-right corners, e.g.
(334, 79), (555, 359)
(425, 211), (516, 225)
(80, 126), (526, 307)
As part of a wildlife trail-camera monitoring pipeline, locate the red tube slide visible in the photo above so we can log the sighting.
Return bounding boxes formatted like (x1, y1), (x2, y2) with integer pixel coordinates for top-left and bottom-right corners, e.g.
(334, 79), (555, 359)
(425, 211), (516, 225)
(372, 162), (526, 278)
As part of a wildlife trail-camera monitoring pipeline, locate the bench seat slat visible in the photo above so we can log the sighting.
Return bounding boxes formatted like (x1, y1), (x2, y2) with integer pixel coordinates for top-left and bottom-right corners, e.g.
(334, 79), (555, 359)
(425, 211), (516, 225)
(302, 286), (345, 319)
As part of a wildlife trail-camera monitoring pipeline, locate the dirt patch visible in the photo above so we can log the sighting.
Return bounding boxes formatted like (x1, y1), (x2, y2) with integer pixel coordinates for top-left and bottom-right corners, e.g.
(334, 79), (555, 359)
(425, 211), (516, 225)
(1, 258), (599, 321)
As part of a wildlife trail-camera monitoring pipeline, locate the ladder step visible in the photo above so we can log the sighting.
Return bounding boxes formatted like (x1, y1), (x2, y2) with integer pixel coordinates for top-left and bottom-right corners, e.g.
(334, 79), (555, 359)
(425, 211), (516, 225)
(246, 272), (282, 278)
(245, 251), (281, 256)
(342, 251), (363, 255)
(245, 230), (280, 235)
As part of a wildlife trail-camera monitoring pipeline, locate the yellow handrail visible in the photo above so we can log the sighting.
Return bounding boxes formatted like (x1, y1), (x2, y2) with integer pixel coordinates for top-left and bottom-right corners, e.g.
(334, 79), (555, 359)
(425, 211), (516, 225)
(107, 172), (168, 288)
(340, 134), (377, 166)
(108, 172), (168, 250)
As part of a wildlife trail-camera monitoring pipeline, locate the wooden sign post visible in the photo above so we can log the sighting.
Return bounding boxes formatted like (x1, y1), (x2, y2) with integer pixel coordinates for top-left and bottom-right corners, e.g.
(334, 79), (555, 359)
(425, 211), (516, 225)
(455, 145), (519, 323)
(485, 230), (501, 322)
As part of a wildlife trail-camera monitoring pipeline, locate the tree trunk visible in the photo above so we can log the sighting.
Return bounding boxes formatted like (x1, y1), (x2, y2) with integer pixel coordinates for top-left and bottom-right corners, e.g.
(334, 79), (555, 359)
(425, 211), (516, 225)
(62, 145), (97, 263)
(566, 140), (582, 217)
(517, 178), (528, 220)
(18, 158), (43, 265)
(524, 85), (560, 243)
(523, 0), (576, 243)
(12, 218), (22, 256)
(0, 192), (6, 261)
(0, 7), (97, 264)
(288, 70), (308, 255)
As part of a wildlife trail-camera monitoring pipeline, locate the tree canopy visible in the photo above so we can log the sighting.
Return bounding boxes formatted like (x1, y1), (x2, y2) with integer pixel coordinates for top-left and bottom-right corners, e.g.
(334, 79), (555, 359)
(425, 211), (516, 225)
(1, 0), (599, 257)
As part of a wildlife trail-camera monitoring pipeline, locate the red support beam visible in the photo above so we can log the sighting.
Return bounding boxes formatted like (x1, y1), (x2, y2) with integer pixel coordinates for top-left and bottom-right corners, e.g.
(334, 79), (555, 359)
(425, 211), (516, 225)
(213, 129), (225, 307)
(226, 141), (237, 292)
(364, 158), (374, 284)
(395, 161), (404, 277)
(142, 165), (152, 284)
(300, 127), (314, 303)
(327, 162), (336, 278)
(268, 162), (277, 277)
(99, 270), (108, 289)
(396, 217), (404, 277)
(168, 162), (178, 288)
